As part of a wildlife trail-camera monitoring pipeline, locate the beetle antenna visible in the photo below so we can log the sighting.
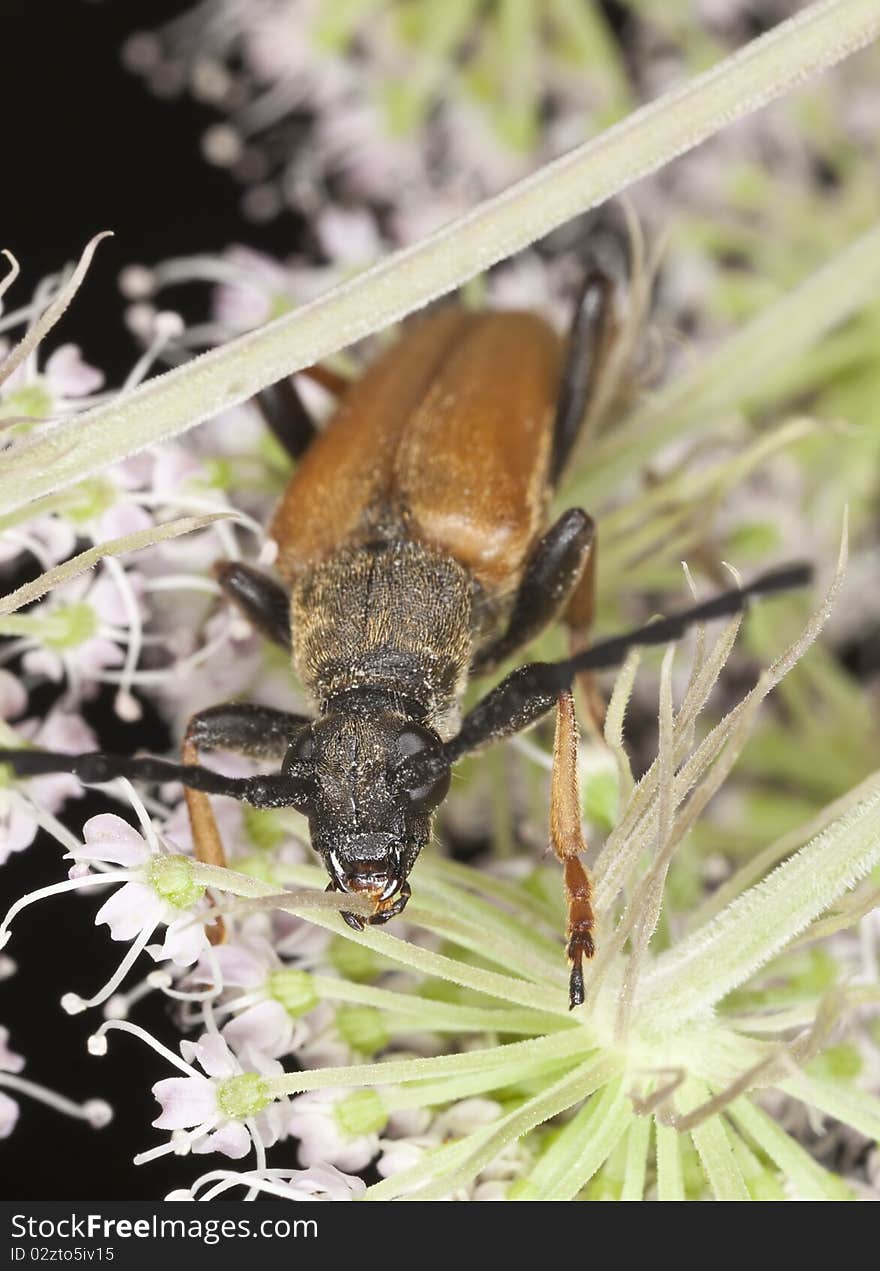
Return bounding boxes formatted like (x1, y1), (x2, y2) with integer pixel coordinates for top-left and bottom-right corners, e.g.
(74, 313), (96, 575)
(0, 749), (309, 809)
(396, 560), (813, 786)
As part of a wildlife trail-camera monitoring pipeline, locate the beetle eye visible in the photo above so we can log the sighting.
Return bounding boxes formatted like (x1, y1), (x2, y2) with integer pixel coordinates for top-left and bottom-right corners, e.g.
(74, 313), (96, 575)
(401, 765), (451, 813)
(390, 725), (449, 812)
(392, 725), (434, 763)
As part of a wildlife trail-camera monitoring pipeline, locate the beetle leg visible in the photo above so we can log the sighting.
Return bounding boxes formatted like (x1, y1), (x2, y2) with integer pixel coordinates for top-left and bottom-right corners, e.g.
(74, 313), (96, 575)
(255, 366), (349, 462)
(561, 516), (606, 736)
(214, 561), (292, 649)
(408, 561), (812, 771)
(181, 704), (310, 942)
(550, 268), (617, 486)
(550, 691), (595, 1009)
(255, 377), (316, 462)
(472, 509), (595, 675)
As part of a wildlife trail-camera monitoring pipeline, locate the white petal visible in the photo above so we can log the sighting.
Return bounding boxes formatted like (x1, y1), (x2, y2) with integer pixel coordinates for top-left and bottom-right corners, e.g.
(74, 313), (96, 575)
(152, 1076), (216, 1130)
(194, 1120), (251, 1159)
(95, 882), (163, 941)
(79, 814), (150, 866)
(181, 1032), (237, 1080)
(154, 914), (210, 967)
(223, 1001), (293, 1058)
(0, 1091), (20, 1139)
(44, 344), (104, 397)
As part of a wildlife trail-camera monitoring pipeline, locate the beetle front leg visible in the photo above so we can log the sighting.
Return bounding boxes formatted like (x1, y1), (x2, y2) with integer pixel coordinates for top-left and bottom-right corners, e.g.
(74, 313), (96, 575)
(181, 703), (310, 940)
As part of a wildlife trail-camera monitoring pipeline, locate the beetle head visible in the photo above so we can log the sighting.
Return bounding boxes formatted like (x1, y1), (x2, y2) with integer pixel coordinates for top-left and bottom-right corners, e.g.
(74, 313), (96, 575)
(281, 708), (450, 925)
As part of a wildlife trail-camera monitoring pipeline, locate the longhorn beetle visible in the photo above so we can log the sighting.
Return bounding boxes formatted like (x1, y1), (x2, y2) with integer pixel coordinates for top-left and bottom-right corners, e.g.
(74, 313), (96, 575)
(2, 269), (810, 1007)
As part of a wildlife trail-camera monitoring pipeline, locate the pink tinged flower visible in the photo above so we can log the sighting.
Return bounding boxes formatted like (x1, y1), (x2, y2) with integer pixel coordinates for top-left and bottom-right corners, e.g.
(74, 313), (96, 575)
(151, 1033), (280, 1162)
(1, 710), (97, 863)
(43, 344), (104, 398)
(0, 671), (27, 721)
(222, 999), (298, 1059)
(316, 207), (382, 267)
(0, 796), (40, 863)
(77, 813), (152, 868)
(0, 1090), (19, 1138)
(0, 1026), (25, 1075)
(287, 1088), (382, 1173)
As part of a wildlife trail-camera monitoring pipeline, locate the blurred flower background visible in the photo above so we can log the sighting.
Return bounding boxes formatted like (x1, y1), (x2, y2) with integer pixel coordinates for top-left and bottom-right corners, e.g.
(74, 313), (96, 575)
(1, 0), (879, 1200)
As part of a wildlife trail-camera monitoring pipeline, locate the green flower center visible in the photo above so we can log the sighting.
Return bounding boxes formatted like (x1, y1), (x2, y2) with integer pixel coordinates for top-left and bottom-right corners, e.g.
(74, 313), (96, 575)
(268, 969), (319, 1017)
(42, 603), (98, 651)
(146, 855), (205, 910)
(216, 1073), (271, 1120)
(335, 1006), (388, 1055)
(335, 1089), (387, 1138)
(64, 477), (116, 525)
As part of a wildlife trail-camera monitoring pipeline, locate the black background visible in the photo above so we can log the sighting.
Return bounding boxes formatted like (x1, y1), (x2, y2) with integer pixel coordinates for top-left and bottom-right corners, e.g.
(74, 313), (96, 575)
(0, 0), (307, 1199)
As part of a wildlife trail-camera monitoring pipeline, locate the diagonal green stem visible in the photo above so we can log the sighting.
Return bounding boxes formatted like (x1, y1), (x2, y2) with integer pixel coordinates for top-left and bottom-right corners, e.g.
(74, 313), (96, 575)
(1, 0), (877, 517)
(639, 787), (880, 1030)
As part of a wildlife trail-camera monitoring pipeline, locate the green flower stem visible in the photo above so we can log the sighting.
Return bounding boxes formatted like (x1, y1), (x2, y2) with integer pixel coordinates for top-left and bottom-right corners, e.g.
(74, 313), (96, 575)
(365, 1053), (621, 1201)
(686, 767), (880, 931)
(0, 515), (229, 616)
(2, 0), (877, 518)
(414, 870), (563, 965)
(190, 865), (376, 918)
(420, 856), (562, 929)
(639, 786), (880, 1030)
(525, 1075), (631, 1200)
(655, 1120), (685, 1200)
(728, 1097), (851, 1200)
(570, 220), (880, 507)
(402, 902), (565, 987)
(382, 1052), (586, 1115)
(267, 901), (575, 1016)
(683, 1078), (750, 1200)
(621, 1113), (652, 1200)
(269, 1026), (592, 1098)
(310, 976), (563, 1035)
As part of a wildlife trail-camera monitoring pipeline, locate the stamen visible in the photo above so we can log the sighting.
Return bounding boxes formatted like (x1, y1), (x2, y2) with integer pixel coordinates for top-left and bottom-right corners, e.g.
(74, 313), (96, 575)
(103, 974), (157, 1020)
(242, 1117), (268, 1200)
(134, 1118), (220, 1166)
(0, 872), (135, 950)
(102, 557), (143, 722)
(0, 1071), (113, 1128)
(116, 778), (160, 854)
(87, 1019), (200, 1077)
(61, 921), (158, 1015)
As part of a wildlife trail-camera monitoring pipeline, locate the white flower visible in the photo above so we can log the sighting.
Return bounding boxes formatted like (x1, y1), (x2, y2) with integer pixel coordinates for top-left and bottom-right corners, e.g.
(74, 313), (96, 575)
(151, 1032), (288, 1161)
(287, 1088), (383, 1173)
(0, 1026), (25, 1140)
(72, 814), (210, 968)
(1, 709), (97, 864)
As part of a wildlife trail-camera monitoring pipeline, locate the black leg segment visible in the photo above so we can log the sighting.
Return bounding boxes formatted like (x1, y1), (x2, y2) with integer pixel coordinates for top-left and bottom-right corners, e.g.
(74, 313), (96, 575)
(550, 269), (616, 485)
(214, 562), (292, 650)
(393, 561), (812, 792)
(473, 509), (595, 673)
(255, 377), (317, 462)
(185, 703), (310, 760)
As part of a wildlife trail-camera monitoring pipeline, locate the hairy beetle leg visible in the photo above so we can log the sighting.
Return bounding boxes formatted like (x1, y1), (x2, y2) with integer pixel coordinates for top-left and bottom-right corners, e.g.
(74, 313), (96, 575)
(551, 691), (596, 1010)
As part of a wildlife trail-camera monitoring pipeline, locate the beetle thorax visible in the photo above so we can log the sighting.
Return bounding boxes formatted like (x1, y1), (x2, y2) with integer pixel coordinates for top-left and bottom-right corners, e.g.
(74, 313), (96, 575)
(289, 538), (473, 739)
